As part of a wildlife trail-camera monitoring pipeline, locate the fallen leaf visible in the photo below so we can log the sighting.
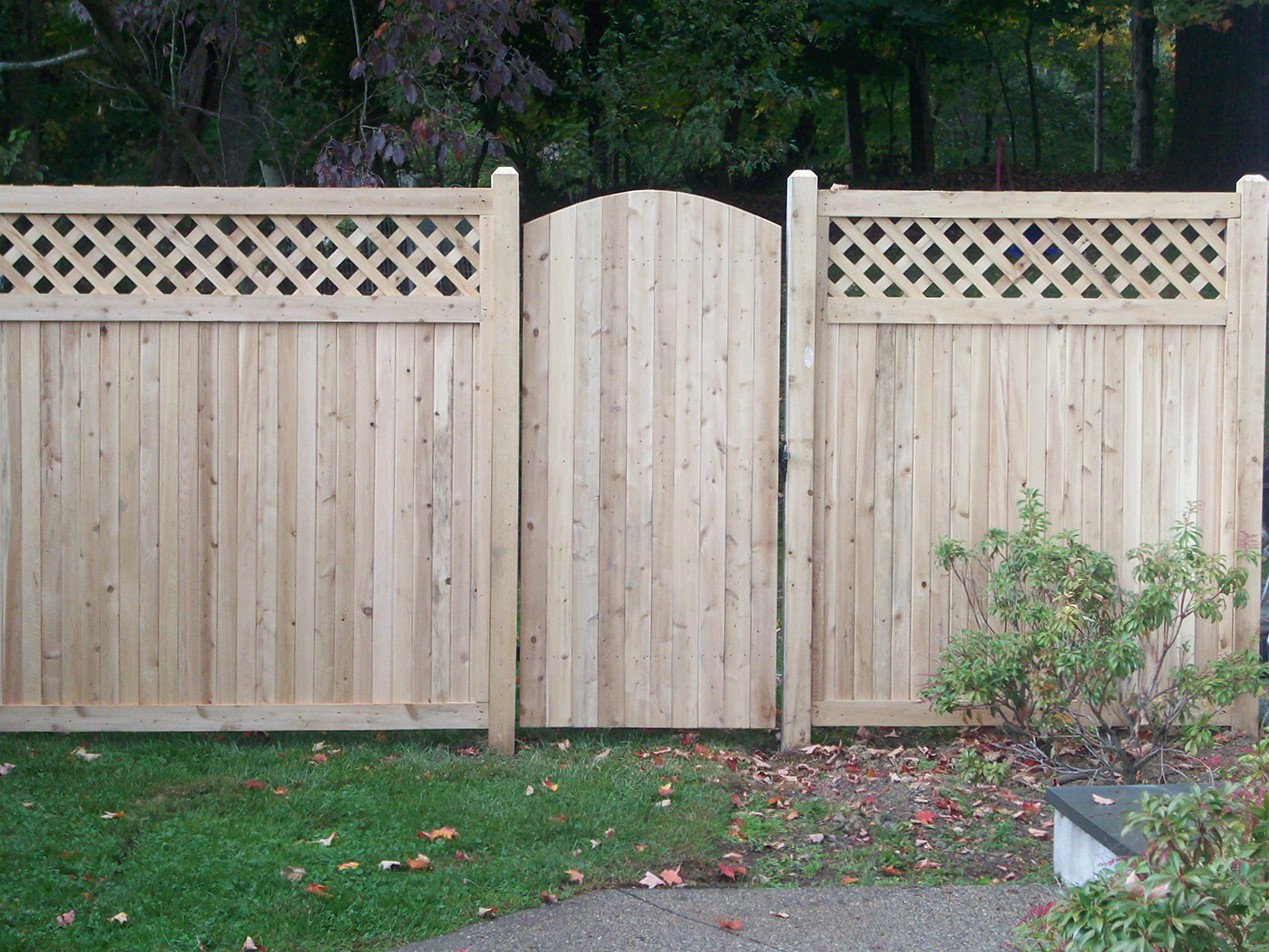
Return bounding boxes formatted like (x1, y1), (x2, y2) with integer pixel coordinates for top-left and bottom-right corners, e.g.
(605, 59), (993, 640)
(654, 799), (672, 808)
(525, 785), (535, 796)
(660, 867), (683, 886)
(634, 844), (646, 852)
(540, 891), (559, 904)
(730, 793), (744, 808)
(379, 860), (403, 871)
(881, 866), (903, 877)
(808, 833), (825, 844)
(454, 850), (470, 862)
(100, 810), (124, 820)
(72, 747), (101, 762)
(543, 778), (559, 792)
(716, 919), (742, 932)
(374, 732), (389, 744)
(604, 827), (615, 838)
(315, 831), (337, 847)
(914, 858), (941, 871)
(312, 741), (327, 752)
(337, 861), (360, 871)
(280, 866), (306, 883)
(244, 780), (268, 790)
(0, 763), (14, 776)
(272, 787), (288, 796)
(658, 783), (674, 797)
(406, 854), (431, 871)
(640, 871), (665, 889)
(555, 739), (571, 751)
(427, 826), (458, 841)
(1027, 828), (1050, 840)
(1091, 794), (1115, 806)
(305, 883), (329, 897)
(771, 911), (790, 919)
(589, 839), (600, 850)
(241, 937), (259, 951)
(110, 912), (128, 925)
(564, 869), (584, 884)
(593, 748), (611, 764)
(913, 810), (937, 826)
(841, 876), (860, 885)
(477, 906), (496, 919)
(310, 753), (328, 764)
(718, 863), (747, 881)
(56, 910), (75, 928)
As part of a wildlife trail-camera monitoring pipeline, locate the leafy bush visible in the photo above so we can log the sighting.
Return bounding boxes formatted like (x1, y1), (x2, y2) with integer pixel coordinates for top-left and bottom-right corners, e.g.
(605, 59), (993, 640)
(923, 491), (1263, 782)
(954, 747), (1012, 786)
(1018, 741), (1269, 951)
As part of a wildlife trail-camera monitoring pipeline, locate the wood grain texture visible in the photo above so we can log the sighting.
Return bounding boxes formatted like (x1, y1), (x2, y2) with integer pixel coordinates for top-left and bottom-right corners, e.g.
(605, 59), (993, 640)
(519, 190), (781, 729)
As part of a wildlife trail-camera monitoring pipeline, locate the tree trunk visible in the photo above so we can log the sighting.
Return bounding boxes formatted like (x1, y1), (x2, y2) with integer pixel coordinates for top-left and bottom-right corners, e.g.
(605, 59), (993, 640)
(845, 72), (867, 181)
(1130, 2), (1157, 171)
(1094, 36), (1105, 173)
(1167, 4), (1265, 189)
(0, 0), (48, 180)
(906, 30), (935, 176)
(1023, 1), (1041, 169)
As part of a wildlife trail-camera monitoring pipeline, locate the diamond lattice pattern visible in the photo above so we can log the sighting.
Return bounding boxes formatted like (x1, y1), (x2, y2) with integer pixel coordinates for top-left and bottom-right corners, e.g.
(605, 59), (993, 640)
(0, 213), (480, 297)
(826, 217), (1226, 300)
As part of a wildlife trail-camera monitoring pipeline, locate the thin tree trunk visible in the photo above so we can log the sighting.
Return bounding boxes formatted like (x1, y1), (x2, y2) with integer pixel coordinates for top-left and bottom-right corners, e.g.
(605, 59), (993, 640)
(1023, 1), (1041, 169)
(1130, 2), (1157, 171)
(987, 38), (1019, 169)
(906, 30), (935, 176)
(1094, 36), (1105, 173)
(845, 72), (867, 181)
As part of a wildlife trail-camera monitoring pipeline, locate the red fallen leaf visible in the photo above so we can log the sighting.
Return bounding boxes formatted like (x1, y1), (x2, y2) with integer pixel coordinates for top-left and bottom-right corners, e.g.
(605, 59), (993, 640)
(718, 863), (747, 881)
(661, 867), (684, 886)
(841, 876), (860, 884)
(406, 854), (431, 871)
(540, 892), (559, 904)
(730, 793), (744, 809)
(564, 869), (584, 884)
(716, 919), (742, 932)
(306, 883), (330, 897)
(310, 753), (328, 764)
(542, 778), (559, 792)
(244, 780), (268, 790)
(913, 810), (937, 826)
(428, 826), (459, 841)
(454, 850), (470, 862)
(56, 910), (75, 928)
(657, 783), (674, 797)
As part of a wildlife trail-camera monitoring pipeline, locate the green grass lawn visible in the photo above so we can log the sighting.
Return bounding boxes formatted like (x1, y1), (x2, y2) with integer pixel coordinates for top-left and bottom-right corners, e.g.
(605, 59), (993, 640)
(0, 732), (736, 951)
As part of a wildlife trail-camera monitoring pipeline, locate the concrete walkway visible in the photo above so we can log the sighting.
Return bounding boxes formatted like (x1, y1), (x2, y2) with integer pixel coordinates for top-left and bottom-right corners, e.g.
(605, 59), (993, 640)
(397, 884), (1060, 952)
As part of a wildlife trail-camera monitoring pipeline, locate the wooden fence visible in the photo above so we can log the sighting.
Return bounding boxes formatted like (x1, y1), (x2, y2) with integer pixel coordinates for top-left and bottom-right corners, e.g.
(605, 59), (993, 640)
(0, 173), (521, 751)
(518, 191), (781, 729)
(783, 172), (1269, 746)
(1, 172), (1265, 750)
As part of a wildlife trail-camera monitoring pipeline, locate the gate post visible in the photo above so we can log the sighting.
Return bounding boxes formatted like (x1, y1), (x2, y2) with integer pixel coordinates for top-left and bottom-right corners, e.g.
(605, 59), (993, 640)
(487, 167), (521, 754)
(1231, 174), (1267, 738)
(782, 171), (818, 749)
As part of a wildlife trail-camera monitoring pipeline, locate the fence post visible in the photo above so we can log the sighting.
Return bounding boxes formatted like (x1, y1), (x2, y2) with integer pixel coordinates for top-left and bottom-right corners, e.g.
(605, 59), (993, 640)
(1231, 174), (1267, 738)
(487, 167), (521, 754)
(782, 171), (818, 750)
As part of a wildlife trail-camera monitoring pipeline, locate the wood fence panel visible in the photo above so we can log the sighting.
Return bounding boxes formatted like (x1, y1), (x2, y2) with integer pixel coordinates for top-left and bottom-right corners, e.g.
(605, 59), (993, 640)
(0, 179), (520, 747)
(790, 176), (1266, 735)
(520, 191), (781, 729)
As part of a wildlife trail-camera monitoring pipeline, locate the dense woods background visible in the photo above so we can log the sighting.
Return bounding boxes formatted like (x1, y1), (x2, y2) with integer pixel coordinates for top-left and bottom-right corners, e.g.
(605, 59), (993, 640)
(1, 0), (1265, 213)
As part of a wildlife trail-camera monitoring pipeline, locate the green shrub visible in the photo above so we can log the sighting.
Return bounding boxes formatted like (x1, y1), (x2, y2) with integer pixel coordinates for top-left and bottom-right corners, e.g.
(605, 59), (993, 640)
(923, 490), (1263, 783)
(1018, 741), (1269, 951)
(954, 747), (1012, 786)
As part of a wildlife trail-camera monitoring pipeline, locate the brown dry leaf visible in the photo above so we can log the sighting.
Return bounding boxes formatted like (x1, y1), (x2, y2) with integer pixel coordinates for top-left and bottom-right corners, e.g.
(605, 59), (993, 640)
(634, 844), (647, 852)
(588, 839), (600, 850)
(540, 891), (559, 904)
(314, 831), (337, 847)
(305, 883), (330, 897)
(1027, 828), (1050, 840)
(1091, 794), (1115, 806)
(110, 912), (128, 925)
(477, 906), (497, 919)
(914, 858), (941, 871)
(280, 866), (306, 883)
(406, 854), (431, 871)
(337, 862), (360, 871)
(272, 787), (288, 797)
(310, 753), (328, 764)
(716, 919), (742, 932)
(100, 811), (124, 820)
(881, 866), (903, 877)
(841, 876), (860, 885)
(555, 739), (571, 751)
(718, 863), (747, 881)
(604, 827), (615, 839)
(564, 869), (584, 884)
(639, 871), (665, 889)
(660, 867), (683, 887)
(428, 826), (459, 841)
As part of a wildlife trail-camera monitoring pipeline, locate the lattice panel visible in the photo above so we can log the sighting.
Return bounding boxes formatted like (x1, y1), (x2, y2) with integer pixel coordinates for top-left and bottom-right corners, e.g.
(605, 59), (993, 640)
(0, 213), (480, 297)
(826, 217), (1226, 300)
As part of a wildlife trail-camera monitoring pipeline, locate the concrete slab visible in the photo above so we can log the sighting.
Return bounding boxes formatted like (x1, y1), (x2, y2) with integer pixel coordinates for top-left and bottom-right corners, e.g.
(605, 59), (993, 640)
(396, 884), (1060, 952)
